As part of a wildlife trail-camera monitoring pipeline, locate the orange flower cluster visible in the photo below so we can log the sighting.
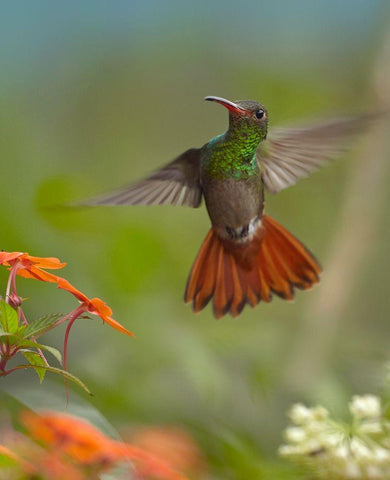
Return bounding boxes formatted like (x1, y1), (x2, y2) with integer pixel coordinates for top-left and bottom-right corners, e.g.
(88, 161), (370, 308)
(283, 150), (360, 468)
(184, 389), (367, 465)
(8, 410), (188, 480)
(129, 426), (206, 478)
(0, 251), (133, 337)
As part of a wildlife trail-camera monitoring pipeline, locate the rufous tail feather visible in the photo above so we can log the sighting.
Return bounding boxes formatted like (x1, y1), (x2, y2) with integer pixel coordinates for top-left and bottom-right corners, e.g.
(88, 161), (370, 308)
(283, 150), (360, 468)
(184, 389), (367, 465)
(184, 214), (322, 318)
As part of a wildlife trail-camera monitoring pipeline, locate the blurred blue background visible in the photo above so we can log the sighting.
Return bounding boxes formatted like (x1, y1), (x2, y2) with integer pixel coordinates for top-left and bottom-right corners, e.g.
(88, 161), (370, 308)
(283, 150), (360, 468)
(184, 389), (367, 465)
(1, 1), (389, 478)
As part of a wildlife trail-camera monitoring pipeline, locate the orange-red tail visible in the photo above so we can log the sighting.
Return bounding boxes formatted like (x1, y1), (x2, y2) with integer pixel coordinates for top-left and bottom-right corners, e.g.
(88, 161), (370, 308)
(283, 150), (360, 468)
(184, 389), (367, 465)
(184, 215), (322, 318)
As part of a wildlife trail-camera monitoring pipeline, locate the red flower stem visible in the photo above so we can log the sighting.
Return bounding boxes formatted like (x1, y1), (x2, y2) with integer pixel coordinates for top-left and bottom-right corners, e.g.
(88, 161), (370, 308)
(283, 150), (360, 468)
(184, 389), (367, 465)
(19, 308), (29, 327)
(63, 306), (85, 372)
(62, 305), (85, 402)
(52, 310), (81, 329)
(0, 338), (12, 371)
(0, 353), (8, 372)
(1, 365), (34, 376)
(11, 271), (17, 295)
(5, 263), (20, 302)
(5, 271), (13, 302)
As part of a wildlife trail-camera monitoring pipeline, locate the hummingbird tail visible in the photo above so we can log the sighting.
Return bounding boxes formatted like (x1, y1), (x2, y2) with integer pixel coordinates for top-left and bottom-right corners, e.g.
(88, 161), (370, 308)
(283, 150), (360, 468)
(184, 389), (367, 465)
(184, 215), (322, 318)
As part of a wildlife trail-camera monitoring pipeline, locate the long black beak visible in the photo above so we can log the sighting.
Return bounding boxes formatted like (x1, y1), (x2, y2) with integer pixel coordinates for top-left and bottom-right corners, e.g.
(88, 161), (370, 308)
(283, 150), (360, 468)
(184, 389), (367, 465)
(205, 96), (245, 113)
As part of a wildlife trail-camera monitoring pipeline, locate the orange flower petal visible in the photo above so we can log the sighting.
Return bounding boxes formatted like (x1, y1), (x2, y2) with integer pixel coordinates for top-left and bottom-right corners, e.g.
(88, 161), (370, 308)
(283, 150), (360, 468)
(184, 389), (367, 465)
(57, 278), (88, 303)
(22, 411), (116, 466)
(0, 251), (24, 265)
(130, 426), (205, 475)
(25, 255), (66, 270)
(88, 297), (113, 317)
(99, 313), (134, 337)
(17, 265), (62, 284)
(114, 443), (188, 480)
(57, 282), (134, 337)
(88, 298), (134, 336)
(0, 251), (66, 270)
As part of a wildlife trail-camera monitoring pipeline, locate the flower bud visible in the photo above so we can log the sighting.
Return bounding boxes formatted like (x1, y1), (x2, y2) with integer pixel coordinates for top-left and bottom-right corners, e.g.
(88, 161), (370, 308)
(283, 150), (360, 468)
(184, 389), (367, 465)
(8, 292), (22, 309)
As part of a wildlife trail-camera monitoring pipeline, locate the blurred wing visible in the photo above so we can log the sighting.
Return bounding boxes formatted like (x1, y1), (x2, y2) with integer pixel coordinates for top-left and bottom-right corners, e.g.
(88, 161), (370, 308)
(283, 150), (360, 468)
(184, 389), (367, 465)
(85, 148), (203, 207)
(258, 114), (377, 194)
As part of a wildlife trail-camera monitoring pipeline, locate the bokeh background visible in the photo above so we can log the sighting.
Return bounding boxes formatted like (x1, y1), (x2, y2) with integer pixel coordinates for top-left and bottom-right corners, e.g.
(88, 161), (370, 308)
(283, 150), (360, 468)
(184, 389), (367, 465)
(1, 1), (390, 478)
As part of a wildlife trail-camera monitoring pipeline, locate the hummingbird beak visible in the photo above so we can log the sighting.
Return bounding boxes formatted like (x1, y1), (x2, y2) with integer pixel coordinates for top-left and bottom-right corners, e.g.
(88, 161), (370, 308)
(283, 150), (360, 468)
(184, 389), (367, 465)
(205, 96), (245, 114)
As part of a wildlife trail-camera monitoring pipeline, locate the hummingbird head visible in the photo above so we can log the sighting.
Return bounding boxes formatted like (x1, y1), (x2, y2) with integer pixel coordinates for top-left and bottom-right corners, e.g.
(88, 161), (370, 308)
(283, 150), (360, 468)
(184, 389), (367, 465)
(205, 96), (268, 140)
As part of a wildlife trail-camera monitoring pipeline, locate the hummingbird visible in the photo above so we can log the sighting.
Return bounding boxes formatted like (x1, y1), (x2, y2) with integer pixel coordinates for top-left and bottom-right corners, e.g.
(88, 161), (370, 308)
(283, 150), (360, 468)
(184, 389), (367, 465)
(86, 96), (375, 318)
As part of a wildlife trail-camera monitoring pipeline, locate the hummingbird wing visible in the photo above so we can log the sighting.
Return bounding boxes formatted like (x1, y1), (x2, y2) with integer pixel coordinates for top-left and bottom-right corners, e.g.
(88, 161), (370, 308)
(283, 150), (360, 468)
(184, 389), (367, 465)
(84, 148), (203, 207)
(257, 114), (376, 194)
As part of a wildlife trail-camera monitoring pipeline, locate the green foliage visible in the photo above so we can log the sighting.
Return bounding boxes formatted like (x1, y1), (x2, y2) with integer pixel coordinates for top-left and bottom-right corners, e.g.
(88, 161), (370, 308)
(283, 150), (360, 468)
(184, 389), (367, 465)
(0, 299), (91, 393)
(21, 350), (47, 382)
(0, 300), (18, 334)
(23, 313), (64, 338)
(18, 340), (62, 364)
(0, 453), (17, 468)
(12, 364), (92, 394)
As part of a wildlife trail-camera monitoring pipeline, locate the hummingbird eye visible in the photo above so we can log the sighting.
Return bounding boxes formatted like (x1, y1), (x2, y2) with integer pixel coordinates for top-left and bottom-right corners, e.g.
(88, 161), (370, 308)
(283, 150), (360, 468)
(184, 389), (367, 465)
(254, 109), (265, 120)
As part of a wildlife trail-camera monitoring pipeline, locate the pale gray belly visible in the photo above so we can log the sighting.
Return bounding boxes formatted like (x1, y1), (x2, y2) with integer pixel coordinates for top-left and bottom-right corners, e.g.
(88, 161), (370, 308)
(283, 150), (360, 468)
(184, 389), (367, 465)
(202, 176), (264, 241)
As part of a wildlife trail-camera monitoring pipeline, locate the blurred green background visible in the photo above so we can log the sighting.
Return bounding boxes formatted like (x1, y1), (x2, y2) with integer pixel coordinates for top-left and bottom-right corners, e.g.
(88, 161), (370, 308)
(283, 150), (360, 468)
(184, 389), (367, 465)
(1, 1), (390, 478)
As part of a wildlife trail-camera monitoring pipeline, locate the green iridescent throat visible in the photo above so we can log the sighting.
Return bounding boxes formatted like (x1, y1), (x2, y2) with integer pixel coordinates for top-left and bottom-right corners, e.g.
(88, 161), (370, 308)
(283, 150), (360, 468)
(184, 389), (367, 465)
(202, 119), (265, 180)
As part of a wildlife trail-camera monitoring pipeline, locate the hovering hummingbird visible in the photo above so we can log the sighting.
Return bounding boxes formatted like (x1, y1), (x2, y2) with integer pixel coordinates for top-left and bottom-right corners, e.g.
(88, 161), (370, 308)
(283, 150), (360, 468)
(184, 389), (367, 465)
(86, 96), (375, 318)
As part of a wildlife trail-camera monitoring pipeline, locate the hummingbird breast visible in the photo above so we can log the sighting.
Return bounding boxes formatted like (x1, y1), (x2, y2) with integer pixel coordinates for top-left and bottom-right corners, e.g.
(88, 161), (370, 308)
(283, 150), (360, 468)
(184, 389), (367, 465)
(201, 172), (264, 243)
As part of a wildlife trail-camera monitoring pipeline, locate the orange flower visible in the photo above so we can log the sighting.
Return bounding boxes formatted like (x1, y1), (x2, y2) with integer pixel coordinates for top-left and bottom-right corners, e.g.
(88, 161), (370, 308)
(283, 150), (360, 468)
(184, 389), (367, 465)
(57, 278), (134, 337)
(114, 443), (189, 480)
(0, 252), (134, 337)
(21, 411), (188, 480)
(21, 410), (117, 466)
(129, 426), (206, 477)
(29, 451), (85, 480)
(0, 250), (133, 337)
(0, 251), (65, 283)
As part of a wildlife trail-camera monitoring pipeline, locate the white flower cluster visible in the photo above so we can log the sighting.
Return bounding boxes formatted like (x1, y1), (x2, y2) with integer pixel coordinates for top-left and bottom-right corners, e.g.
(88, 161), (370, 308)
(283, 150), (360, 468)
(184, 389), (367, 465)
(279, 395), (390, 479)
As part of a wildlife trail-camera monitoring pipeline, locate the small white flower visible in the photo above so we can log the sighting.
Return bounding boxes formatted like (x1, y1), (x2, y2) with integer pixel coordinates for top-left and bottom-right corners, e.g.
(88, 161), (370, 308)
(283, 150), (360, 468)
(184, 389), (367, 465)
(312, 406), (329, 421)
(344, 461), (361, 478)
(303, 439), (324, 455)
(289, 403), (313, 425)
(350, 438), (373, 459)
(285, 426), (306, 443)
(321, 431), (342, 448)
(305, 420), (323, 435)
(373, 447), (390, 463)
(360, 420), (383, 435)
(349, 395), (381, 419)
(334, 444), (350, 460)
(278, 444), (301, 456)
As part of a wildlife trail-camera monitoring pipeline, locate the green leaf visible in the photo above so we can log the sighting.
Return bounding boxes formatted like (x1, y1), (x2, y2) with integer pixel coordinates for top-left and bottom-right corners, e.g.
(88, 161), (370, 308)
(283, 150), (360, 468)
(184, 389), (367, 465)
(38, 344), (62, 364)
(23, 313), (64, 339)
(21, 351), (46, 383)
(0, 332), (19, 344)
(2, 381), (115, 437)
(13, 364), (91, 395)
(16, 339), (62, 364)
(16, 325), (27, 337)
(0, 301), (18, 334)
